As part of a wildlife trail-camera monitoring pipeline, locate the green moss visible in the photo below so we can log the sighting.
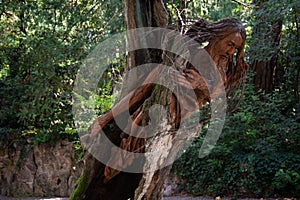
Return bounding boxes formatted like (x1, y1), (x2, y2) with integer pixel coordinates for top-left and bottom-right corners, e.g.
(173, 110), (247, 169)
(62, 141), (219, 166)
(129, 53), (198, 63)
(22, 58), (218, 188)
(69, 168), (90, 200)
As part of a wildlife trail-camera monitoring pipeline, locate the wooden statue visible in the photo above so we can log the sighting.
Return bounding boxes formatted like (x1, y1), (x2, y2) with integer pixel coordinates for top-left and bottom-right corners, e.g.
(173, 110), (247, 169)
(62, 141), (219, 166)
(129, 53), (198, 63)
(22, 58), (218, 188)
(70, 17), (248, 200)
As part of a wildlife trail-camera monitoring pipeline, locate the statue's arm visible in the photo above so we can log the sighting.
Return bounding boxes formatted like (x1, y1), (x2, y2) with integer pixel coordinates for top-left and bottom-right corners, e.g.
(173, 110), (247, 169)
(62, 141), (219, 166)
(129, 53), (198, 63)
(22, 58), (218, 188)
(95, 66), (162, 129)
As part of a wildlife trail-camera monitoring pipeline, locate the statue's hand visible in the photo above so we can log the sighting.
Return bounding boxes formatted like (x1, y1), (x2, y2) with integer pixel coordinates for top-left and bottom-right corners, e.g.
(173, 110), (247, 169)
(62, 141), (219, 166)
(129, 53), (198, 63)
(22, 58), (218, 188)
(169, 68), (206, 90)
(183, 68), (207, 89)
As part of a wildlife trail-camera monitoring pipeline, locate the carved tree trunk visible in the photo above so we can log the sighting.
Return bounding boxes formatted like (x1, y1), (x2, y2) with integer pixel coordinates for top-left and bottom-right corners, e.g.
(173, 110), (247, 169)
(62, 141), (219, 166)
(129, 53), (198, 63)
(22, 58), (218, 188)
(70, 1), (169, 200)
(121, 0), (168, 97)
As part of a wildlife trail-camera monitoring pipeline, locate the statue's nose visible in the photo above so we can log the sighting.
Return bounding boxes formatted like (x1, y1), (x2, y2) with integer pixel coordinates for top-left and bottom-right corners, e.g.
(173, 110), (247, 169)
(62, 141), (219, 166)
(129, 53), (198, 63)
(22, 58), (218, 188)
(227, 47), (236, 56)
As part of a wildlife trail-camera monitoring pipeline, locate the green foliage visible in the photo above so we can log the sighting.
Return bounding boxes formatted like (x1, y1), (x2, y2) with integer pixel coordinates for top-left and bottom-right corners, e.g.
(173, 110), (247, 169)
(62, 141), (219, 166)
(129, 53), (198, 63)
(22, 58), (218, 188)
(0, 0), (125, 144)
(173, 1), (300, 197)
(0, 0), (299, 197)
(173, 82), (300, 198)
(248, 0), (300, 62)
(164, 0), (250, 25)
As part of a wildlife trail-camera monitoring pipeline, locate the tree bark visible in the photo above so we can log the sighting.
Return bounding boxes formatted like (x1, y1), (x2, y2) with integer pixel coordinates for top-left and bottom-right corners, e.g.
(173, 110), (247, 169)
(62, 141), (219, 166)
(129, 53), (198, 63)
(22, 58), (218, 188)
(251, 1), (282, 93)
(70, 1), (169, 200)
(121, 0), (168, 97)
(251, 20), (282, 93)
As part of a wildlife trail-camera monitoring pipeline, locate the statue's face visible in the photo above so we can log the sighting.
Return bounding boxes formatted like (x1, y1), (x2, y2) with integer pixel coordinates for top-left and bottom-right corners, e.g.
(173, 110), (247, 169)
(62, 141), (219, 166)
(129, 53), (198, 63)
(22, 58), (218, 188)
(205, 31), (244, 82)
(215, 32), (243, 59)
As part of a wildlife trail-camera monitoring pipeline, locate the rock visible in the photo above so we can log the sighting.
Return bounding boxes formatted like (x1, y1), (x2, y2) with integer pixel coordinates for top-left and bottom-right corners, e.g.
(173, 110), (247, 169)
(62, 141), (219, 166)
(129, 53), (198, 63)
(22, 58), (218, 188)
(0, 141), (29, 196)
(33, 140), (72, 196)
(164, 185), (173, 196)
(10, 146), (37, 195)
(163, 172), (184, 197)
(0, 140), (82, 197)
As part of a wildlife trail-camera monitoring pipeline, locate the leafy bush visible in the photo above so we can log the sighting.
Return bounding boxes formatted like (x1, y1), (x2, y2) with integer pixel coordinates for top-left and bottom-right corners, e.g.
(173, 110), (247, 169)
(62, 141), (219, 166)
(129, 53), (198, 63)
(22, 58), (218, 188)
(0, 0), (124, 144)
(173, 83), (300, 198)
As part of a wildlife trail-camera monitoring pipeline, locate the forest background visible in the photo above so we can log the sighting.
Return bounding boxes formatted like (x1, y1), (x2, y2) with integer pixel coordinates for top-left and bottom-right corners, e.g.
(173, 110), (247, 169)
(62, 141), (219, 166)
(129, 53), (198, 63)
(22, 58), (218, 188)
(0, 0), (299, 198)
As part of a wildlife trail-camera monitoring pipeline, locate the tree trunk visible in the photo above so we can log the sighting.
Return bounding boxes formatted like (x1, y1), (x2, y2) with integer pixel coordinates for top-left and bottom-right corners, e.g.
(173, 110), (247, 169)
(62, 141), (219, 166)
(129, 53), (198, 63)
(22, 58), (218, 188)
(70, 1), (169, 199)
(251, 20), (282, 93)
(131, 71), (202, 200)
(120, 0), (168, 97)
(251, 1), (282, 93)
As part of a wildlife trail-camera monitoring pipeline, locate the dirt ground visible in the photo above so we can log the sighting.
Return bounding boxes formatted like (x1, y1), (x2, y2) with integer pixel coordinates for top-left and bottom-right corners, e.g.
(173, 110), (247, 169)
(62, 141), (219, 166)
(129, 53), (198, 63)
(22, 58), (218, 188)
(0, 197), (225, 200)
(0, 195), (236, 200)
(0, 196), (68, 200)
(0, 195), (283, 200)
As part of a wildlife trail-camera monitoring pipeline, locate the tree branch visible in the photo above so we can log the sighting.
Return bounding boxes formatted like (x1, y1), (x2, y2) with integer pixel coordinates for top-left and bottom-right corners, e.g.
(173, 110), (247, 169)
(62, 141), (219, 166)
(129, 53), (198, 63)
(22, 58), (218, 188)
(231, 0), (258, 8)
(293, 7), (300, 105)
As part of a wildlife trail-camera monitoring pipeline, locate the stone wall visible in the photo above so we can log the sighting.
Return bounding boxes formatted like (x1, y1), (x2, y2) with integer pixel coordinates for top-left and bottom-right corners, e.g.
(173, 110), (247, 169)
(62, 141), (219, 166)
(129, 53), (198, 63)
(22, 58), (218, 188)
(0, 140), (82, 197)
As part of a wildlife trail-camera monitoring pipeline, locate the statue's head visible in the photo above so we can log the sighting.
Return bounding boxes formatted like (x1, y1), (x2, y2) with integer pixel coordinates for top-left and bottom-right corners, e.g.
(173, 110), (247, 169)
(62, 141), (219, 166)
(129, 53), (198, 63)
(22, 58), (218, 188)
(186, 17), (246, 63)
(186, 17), (248, 93)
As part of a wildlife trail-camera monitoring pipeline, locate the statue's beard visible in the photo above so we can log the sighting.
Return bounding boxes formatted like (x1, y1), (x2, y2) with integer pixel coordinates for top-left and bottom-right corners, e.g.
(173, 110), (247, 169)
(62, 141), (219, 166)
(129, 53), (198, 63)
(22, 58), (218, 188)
(211, 55), (228, 83)
(204, 45), (228, 83)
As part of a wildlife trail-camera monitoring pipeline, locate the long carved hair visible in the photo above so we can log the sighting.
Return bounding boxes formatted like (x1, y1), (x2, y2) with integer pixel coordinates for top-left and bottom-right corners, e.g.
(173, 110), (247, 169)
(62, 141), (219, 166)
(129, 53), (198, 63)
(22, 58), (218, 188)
(185, 17), (248, 95)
